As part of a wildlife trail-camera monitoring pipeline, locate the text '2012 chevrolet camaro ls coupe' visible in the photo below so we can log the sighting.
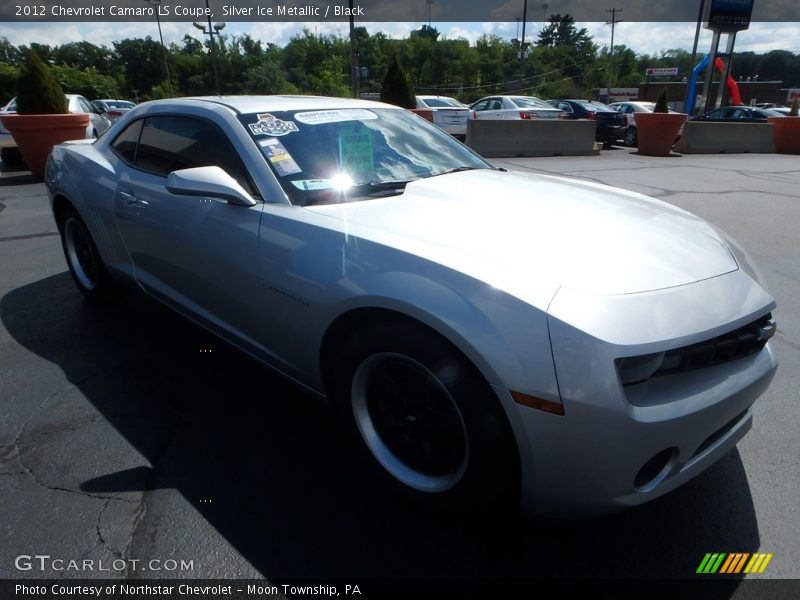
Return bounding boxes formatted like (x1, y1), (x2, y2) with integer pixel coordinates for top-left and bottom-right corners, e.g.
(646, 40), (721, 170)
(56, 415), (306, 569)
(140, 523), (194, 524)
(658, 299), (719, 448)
(45, 96), (777, 518)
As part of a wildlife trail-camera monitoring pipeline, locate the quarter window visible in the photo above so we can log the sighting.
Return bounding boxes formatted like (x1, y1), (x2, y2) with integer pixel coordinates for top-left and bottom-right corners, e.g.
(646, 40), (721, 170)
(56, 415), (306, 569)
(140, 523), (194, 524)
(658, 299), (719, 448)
(110, 119), (143, 164)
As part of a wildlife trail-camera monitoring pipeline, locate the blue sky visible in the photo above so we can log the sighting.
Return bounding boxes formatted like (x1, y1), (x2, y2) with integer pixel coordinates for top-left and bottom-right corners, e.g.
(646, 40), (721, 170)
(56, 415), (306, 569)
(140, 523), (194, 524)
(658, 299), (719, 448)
(1, 20), (798, 56)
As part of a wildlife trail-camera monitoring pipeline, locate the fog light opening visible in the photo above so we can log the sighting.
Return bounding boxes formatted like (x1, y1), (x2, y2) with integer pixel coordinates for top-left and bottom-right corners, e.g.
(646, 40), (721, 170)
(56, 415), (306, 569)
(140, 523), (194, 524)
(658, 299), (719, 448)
(634, 447), (678, 492)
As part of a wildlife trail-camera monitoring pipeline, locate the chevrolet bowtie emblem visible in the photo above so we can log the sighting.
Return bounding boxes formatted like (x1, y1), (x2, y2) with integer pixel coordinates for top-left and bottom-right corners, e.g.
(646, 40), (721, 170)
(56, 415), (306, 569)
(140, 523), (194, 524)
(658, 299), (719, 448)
(757, 319), (777, 342)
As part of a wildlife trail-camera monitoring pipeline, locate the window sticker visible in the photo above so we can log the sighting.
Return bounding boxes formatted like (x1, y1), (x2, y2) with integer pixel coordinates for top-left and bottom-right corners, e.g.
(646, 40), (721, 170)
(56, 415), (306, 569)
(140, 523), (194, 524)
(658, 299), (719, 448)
(259, 138), (302, 176)
(338, 125), (374, 176)
(248, 113), (299, 137)
(294, 109), (378, 126)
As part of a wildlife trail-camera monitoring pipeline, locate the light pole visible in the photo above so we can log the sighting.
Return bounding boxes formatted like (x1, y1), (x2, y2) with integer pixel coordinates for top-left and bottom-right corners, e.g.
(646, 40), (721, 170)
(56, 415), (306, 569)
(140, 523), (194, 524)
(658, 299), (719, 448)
(144, 0), (172, 97)
(193, 0), (224, 96)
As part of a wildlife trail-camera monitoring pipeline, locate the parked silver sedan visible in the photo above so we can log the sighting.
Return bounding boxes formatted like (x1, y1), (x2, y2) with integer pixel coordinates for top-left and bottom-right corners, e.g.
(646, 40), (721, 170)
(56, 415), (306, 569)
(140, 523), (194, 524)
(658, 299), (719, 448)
(45, 96), (777, 517)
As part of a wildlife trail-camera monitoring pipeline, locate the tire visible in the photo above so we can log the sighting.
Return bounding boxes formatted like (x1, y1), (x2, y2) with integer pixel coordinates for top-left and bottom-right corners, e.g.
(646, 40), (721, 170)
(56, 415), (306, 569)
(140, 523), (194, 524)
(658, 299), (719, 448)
(1, 146), (24, 167)
(625, 126), (637, 147)
(333, 319), (518, 509)
(57, 205), (118, 301)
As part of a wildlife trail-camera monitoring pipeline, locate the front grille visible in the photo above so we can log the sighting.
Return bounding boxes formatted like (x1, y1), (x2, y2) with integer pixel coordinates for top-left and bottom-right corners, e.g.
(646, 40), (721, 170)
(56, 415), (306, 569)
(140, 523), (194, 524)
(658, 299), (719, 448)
(654, 313), (774, 377)
(619, 313), (774, 386)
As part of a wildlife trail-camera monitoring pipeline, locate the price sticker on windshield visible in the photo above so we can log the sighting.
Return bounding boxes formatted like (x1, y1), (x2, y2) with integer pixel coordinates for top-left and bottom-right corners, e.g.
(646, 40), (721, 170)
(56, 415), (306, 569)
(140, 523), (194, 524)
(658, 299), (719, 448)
(338, 125), (374, 176)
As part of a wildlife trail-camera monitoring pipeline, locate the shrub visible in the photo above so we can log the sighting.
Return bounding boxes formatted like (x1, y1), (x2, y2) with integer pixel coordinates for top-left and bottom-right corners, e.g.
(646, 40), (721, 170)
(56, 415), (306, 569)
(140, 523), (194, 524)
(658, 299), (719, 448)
(17, 49), (67, 114)
(654, 88), (669, 113)
(380, 52), (415, 109)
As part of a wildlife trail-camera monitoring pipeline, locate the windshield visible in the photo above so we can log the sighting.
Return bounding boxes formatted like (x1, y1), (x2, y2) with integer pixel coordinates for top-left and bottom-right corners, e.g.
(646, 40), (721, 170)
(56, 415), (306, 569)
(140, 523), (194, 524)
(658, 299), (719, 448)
(108, 101), (135, 109)
(238, 108), (491, 206)
(510, 96), (554, 109)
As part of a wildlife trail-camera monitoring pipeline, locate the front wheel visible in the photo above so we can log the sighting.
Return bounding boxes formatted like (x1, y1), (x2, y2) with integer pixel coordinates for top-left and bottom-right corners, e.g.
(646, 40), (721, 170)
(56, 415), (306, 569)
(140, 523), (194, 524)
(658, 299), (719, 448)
(57, 206), (118, 301)
(334, 320), (518, 508)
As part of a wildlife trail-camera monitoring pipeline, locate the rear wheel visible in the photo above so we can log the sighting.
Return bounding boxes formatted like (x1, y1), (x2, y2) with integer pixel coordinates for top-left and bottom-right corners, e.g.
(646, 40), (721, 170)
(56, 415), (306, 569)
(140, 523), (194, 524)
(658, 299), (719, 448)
(625, 126), (638, 147)
(57, 205), (118, 301)
(1, 146), (24, 167)
(334, 319), (518, 509)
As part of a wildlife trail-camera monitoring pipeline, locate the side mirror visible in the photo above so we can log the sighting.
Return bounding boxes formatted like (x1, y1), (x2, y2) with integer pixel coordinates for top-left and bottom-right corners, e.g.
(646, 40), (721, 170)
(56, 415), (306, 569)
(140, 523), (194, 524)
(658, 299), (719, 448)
(166, 166), (258, 207)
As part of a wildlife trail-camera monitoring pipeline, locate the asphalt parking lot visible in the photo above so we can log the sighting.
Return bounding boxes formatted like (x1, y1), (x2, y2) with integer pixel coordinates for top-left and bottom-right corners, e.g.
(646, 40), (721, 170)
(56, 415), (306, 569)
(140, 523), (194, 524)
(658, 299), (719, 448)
(0, 149), (798, 587)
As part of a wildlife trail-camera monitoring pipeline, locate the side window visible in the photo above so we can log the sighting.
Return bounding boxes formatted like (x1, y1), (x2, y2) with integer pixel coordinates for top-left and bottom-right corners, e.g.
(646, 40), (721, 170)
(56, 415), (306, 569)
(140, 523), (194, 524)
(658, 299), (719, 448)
(472, 100), (488, 111)
(135, 116), (256, 196)
(110, 119), (143, 165)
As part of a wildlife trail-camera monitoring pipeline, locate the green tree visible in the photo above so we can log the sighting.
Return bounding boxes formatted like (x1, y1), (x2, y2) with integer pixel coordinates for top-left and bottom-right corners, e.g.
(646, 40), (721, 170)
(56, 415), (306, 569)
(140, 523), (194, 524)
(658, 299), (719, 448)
(380, 52), (415, 108)
(51, 65), (121, 99)
(113, 37), (170, 98)
(0, 37), (21, 64)
(0, 63), (18, 104)
(537, 14), (592, 53)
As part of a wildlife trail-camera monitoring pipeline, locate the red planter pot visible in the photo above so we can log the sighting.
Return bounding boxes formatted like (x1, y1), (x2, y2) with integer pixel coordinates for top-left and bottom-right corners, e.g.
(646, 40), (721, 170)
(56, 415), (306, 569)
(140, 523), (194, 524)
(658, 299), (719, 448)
(0, 113), (89, 179)
(769, 116), (800, 154)
(634, 112), (687, 157)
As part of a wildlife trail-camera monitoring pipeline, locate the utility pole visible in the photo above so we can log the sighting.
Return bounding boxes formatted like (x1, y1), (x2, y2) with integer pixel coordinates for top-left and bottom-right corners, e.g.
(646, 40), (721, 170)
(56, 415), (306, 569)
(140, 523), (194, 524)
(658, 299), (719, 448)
(518, 0), (528, 94)
(605, 8), (622, 94)
(144, 0), (172, 97)
(349, 0), (358, 98)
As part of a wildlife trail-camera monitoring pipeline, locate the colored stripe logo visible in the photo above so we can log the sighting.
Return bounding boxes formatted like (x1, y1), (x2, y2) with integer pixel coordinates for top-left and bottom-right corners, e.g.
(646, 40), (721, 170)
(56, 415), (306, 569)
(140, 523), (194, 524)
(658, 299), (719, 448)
(697, 553), (773, 574)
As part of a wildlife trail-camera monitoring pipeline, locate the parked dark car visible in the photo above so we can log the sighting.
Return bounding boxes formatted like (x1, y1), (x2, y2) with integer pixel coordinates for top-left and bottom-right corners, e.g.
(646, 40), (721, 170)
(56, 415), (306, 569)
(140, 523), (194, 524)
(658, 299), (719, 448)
(692, 106), (786, 122)
(548, 99), (626, 145)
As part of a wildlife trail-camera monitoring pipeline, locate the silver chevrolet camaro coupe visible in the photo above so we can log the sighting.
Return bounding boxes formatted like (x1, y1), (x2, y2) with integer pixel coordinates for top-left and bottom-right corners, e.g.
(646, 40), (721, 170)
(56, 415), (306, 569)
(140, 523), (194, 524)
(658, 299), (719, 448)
(45, 96), (778, 518)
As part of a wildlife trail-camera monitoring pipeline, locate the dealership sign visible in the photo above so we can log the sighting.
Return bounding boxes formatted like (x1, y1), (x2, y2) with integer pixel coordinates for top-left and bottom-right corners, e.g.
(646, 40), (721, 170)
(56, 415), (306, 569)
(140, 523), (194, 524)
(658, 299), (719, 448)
(645, 67), (679, 77)
(598, 88), (639, 101)
(704, 0), (755, 32)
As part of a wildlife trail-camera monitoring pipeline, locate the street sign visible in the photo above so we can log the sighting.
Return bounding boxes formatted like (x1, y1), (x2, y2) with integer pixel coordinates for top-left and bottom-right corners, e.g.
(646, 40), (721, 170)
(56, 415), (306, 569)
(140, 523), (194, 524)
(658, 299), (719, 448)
(645, 67), (679, 77)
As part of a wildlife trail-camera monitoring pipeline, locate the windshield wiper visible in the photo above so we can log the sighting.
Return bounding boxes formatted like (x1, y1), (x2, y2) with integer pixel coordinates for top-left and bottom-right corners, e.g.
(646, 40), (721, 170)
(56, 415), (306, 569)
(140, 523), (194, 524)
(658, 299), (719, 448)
(436, 166), (484, 176)
(346, 179), (413, 196)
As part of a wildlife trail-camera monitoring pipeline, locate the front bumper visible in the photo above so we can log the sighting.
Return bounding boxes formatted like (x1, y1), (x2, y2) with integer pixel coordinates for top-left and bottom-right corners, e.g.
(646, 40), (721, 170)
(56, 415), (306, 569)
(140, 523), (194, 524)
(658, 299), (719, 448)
(502, 269), (777, 518)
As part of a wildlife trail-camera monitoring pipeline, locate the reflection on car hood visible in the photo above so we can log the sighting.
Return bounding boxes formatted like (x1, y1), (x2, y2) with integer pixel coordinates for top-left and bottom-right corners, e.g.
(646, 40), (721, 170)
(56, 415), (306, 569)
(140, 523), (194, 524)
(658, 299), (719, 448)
(306, 170), (737, 307)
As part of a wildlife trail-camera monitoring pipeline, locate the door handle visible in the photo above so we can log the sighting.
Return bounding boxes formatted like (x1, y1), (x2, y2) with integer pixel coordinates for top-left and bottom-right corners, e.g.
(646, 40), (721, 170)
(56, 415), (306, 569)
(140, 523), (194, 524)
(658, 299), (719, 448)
(119, 190), (148, 207)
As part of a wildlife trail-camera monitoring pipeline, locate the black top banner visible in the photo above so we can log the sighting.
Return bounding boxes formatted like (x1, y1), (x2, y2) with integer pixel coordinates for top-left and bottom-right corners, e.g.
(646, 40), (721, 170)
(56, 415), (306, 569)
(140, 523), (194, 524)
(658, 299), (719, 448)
(1, 0), (798, 23)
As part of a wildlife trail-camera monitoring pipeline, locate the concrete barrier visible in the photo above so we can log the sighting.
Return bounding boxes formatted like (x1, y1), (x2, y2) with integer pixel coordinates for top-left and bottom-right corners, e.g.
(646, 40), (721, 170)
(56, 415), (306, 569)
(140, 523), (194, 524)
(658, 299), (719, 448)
(674, 121), (775, 154)
(466, 119), (599, 158)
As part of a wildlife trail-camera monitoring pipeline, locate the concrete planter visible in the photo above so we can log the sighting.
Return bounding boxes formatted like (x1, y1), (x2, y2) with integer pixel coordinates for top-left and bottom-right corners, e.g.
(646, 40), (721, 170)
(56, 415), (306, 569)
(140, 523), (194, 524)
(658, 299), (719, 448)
(673, 121), (775, 154)
(0, 112), (89, 179)
(634, 112), (687, 156)
(769, 116), (800, 154)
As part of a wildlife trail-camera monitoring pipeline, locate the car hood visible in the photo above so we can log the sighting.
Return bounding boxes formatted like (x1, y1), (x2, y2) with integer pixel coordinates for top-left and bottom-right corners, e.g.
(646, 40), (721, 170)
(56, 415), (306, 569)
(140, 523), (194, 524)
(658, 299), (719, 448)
(306, 170), (737, 308)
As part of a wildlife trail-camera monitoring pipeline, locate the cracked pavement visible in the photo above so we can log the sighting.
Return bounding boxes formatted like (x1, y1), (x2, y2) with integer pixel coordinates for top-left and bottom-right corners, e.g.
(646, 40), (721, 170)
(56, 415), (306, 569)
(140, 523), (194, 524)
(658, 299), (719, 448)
(1, 151), (798, 582)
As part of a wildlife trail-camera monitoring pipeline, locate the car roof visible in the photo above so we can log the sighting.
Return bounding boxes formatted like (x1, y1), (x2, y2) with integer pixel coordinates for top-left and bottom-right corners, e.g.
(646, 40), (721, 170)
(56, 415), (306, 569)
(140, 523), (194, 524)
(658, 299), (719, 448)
(143, 95), (398, 113)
